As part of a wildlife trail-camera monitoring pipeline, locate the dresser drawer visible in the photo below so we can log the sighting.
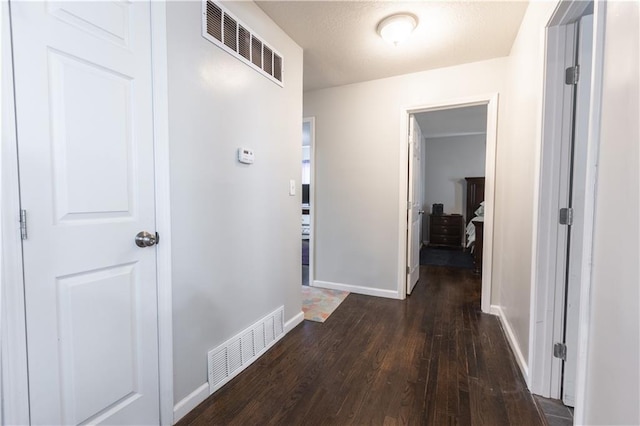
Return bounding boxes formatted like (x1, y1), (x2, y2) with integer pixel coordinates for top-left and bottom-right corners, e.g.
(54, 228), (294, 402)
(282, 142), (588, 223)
(431, 224), (460, 236)
(430, 215), (462, 227)
(430, 234), (462, 246)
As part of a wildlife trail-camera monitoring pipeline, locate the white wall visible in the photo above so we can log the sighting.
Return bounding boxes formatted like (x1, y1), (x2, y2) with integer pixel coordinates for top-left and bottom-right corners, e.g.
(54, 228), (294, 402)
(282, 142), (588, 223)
(422, 134), (486, 242)
(583, 2), (639, 424)
(166, 1), (303, 405)
(492, 1), (559, 369)
(304, 57), (508, 295)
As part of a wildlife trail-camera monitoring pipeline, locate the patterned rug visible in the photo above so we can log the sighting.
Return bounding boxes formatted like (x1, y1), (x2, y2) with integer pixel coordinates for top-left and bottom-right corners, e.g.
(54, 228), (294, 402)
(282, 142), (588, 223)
(302, 286), (349, 323)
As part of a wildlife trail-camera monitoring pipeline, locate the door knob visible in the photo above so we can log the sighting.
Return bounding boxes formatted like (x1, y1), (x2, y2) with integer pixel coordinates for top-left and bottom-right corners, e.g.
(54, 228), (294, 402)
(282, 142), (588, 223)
(419, 210), (425, 215)
(135, 231), (157, 248)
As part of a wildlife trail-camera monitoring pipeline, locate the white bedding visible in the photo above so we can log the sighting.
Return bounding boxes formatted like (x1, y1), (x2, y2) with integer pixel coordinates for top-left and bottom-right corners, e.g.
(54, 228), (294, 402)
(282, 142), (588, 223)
(465, 202), (485, 248)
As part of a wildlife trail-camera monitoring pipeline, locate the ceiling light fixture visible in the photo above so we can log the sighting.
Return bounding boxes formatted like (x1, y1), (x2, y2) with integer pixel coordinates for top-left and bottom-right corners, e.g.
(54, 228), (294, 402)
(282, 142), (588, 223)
(377, 13), (418, 46)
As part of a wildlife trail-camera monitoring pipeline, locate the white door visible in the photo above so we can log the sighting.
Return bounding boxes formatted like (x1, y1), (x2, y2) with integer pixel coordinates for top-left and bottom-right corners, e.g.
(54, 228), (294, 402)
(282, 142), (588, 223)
(11, 2), (160, 424)
(562, 13), (593, 407)
(406, 116), (422, 295)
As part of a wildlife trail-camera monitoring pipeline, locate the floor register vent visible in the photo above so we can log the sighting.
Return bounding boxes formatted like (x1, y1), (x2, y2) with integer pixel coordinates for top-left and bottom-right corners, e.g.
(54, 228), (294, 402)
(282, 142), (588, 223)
(203, 0), (284, 86)
(207, 306), (285, 394)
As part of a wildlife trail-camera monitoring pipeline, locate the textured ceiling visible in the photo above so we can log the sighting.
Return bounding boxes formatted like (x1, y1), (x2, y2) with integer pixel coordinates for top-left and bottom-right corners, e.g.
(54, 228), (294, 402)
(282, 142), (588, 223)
(255, 1), (529, 92)
(415, 105), (487, 138)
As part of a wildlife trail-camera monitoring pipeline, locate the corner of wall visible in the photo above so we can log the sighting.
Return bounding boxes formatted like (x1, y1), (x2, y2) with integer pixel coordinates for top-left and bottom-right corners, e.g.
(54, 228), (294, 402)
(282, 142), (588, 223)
(491, 305), (530, 386)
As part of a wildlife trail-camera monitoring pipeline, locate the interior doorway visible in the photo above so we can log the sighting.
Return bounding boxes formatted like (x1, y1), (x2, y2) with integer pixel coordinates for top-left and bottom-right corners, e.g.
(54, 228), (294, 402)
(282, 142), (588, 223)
(530, 1), (602, 422)
(301, 117), (315, 286)
(406, 105), (488, 296)
(399, 94), (499, 311)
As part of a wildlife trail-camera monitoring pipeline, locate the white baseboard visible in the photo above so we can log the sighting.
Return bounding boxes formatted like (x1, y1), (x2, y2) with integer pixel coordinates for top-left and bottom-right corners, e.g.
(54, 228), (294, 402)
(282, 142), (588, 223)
(285, 311), (304, 333)
(312, 280), (401, 299)
(491, 304), (529, 383)
(173, 382), (208, 424)
(172, 311), (305, 424)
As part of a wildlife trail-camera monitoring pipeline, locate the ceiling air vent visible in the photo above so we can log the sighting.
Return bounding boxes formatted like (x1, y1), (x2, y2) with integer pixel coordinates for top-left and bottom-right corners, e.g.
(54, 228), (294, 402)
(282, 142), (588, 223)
(202, 1), (284, 87)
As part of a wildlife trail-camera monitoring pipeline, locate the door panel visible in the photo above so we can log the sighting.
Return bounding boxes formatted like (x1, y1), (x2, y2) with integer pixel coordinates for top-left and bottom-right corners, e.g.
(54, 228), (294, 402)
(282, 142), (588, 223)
(407, 116), (422, 295)
(57, 264), (140, 423)
(11, 2), (159, 424)
(49, 50), (134, 220)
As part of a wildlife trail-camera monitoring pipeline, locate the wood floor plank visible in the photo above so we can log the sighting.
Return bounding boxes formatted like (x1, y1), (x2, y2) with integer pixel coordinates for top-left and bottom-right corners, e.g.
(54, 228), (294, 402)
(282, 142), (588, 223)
(177, 265), (543, 426)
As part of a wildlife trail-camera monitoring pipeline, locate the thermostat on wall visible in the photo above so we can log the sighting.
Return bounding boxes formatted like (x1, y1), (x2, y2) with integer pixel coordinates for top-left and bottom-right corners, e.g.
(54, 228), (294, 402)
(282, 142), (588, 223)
(237, 147), (254, 164)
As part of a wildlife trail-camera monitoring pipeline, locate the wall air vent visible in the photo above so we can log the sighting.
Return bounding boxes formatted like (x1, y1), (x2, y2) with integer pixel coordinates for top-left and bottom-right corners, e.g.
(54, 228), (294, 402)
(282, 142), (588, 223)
(207, 306), (285, 395)
(202, 1), (284, 86)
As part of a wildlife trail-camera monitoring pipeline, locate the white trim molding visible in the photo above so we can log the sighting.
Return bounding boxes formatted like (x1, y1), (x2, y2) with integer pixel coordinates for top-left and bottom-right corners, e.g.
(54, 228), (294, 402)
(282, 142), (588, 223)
(303, 117), (316, 286)
(397, 93), (499, 314)
(150, 2), (174, 425)
(313, 280), (400, 300)
(173, 383), (209, 424)
(572, 2), (606, 423)
(285, 311), (304, 333)
(1, 1), (31, 423)
(492, 305), (530, 384)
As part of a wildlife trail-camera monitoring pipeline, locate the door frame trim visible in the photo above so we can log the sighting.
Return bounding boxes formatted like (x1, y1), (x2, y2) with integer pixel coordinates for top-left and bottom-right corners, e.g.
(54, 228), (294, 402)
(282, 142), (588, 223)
(303, 117), (316, 288)
(397, 93), (499, 312)
(1, 1), (31, 423)
(528, 1), (605, 422)
(150, 3), (174, 424)
(0, 3), (175, 424)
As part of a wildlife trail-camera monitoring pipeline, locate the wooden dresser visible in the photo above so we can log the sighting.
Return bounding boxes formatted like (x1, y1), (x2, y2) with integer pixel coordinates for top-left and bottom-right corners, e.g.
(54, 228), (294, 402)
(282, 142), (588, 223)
(429, 214), (463, 248)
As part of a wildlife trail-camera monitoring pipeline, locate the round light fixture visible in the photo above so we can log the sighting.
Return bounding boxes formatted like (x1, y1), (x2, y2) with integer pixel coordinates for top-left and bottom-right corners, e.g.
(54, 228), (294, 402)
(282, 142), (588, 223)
(377, 13), (418, 46)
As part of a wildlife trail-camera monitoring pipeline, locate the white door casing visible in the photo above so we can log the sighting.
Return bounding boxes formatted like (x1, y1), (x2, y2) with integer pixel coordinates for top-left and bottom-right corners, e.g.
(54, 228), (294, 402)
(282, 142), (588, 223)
(11, 2), (160, 424)
(406, 116), (422, 295)
(562, 13), (594, 407)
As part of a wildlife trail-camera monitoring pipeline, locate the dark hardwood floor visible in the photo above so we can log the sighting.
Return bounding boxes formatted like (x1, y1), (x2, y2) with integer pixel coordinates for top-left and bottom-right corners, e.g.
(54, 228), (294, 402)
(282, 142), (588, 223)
(177, 266), (544, 425)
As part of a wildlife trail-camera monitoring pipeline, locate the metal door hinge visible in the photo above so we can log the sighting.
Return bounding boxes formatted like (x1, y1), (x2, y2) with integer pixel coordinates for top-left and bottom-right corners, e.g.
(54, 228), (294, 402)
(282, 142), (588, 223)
(407, 201), (412, 210)
(565, 65), (580, 85)
(406, 266), (410, 274)
(559, 207), (573, 225)
(554, 342), (567, 360)
(19, 209), (27, 240)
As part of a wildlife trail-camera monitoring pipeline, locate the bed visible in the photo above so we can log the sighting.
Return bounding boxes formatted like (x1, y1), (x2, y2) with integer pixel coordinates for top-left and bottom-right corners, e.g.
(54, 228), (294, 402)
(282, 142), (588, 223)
(465, 177), (485, 275)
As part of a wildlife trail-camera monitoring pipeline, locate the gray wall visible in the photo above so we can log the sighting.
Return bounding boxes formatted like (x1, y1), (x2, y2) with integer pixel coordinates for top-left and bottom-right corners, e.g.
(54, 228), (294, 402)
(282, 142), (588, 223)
(422, 133), (486, 242)
(304, 57), (508, 296)
(166, 1), (303, 404)
(584, 1), (639, 423)
(491, 0), (559, 368)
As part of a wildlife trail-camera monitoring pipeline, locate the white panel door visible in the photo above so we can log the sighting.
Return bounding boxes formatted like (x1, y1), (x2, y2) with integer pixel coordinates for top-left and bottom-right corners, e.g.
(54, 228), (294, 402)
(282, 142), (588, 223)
(10, 2), (160, 424)
(563, 13), (594, 407)
(407, 116), (422, 295)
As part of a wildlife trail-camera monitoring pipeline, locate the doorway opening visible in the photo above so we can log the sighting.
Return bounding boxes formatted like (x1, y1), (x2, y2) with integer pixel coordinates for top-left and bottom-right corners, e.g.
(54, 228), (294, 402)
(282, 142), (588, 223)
(406, 106), (488, 295)
(301, 117), (315, 287)
(399, 94), (499, 311)
(530, 1), (602, 423)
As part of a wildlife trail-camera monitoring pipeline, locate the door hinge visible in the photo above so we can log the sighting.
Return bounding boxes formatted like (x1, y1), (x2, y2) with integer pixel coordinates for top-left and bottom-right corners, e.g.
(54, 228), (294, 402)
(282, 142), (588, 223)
(19, 209), (27, 240)
(406, 266), (410, 274)
(407, 201), (412, 210)
(565, 65), (580, 85)
(559, 207), (574, 225)
(553, 342), (567, 360)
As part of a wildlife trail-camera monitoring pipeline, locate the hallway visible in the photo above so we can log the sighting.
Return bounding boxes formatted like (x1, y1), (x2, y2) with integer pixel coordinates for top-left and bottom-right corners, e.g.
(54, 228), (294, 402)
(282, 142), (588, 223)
(178, 265), (543, 425)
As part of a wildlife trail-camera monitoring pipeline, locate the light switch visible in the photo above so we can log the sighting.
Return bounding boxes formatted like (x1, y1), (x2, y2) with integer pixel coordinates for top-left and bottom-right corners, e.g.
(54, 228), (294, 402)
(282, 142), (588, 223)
(289, 179), (296, 196)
